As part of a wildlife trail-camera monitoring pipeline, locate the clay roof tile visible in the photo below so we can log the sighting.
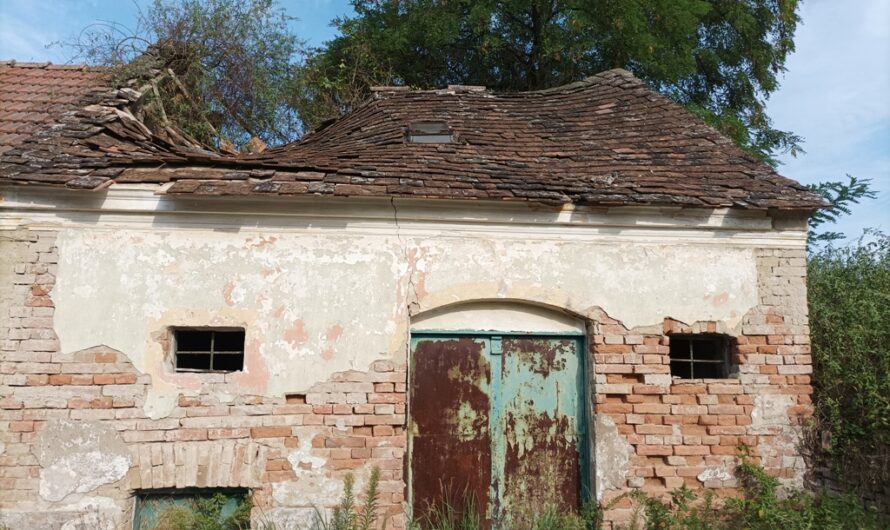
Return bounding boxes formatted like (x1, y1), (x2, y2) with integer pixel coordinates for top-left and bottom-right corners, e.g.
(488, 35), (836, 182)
(0, 63), (825, 210)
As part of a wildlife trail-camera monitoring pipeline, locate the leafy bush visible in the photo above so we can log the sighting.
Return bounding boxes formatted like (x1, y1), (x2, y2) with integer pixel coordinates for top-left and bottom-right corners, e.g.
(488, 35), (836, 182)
(150, 492), (251, 530)
(808, 231), (890, 493)
(636, 453), (885, 530)
(401, 454), (883, 530)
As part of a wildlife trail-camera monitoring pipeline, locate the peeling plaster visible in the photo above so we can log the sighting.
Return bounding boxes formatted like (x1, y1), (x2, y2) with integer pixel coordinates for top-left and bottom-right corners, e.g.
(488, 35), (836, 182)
(0, 496), (121, 530)
(53, 231), (403, 416)
(35, 420), (131, 502)
(261, 508), (319, 529)
(697, 465), (734, 483)
(59, 496), (121, 530)
(275, 430), (370, 508)
(414, 240), (758, 329)
(752, 395), (796, 429)
(412, 302), (585, 334)
(52, 227), (759, 418)
(595, 414), (633, 500)
(144, 389), (179, 420)
(286, 436), (326, 475)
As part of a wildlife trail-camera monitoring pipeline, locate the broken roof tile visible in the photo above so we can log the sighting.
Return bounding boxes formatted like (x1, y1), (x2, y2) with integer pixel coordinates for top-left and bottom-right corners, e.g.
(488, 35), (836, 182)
(0, 62), (825, 210)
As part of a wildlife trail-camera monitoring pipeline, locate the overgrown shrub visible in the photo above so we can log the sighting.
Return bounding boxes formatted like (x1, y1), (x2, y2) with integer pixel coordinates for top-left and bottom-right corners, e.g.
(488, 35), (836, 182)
(808, 231), (890, 495)
(401, 454), (884, 530)
(634, 453), (884, 530)
(149, 492), (251, 530)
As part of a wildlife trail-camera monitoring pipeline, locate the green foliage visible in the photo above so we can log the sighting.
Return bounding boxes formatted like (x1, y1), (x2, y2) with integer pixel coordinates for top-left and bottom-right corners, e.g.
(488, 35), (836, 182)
(407, 501), (599, 530)
(68, 0), (302, 146)
(298, 0), (802, 163)
(310, 467), (385, 530)
(150, 492), (251, 530)
(807, 231), (890, 493)
(638, 486), (724, 529)
(633, 454), (885, 530)
(408, 490), (483, 530)
(806, 176), (877, 245)
(398, 455), (884, 530)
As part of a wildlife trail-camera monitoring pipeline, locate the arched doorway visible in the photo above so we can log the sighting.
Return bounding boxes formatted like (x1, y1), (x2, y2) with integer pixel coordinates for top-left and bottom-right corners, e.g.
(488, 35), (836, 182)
(409, 302), (590, 528)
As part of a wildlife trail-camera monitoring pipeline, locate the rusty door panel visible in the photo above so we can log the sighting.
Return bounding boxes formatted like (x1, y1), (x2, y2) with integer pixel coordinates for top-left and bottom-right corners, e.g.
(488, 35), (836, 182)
(410, 337), (492, 523)
(494, 337), (584, 525)
(410, 334), (586, 529)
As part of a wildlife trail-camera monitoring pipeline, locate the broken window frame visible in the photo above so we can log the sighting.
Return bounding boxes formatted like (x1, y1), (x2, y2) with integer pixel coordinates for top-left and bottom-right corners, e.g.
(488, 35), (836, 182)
(407, 121), (455, 143)
(132, 488), (248, 530)
(668, 334), (731, 379)
(171, 328), (245, 373)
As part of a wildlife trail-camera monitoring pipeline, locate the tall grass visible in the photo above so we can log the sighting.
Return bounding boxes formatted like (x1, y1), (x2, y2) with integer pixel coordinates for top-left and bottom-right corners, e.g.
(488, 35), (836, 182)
(309, 467), (384, 530)
(123, 456), (887, 530)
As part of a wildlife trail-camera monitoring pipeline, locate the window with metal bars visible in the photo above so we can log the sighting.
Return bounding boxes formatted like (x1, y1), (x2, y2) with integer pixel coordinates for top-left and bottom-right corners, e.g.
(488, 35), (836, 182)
(173, 329), (244, 372)
(669, 334), (730, 379)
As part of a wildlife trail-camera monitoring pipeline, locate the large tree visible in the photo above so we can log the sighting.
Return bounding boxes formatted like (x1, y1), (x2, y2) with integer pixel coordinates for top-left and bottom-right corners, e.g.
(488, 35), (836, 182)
(296, 0), (802, 164)
(69, 0), (302, 146)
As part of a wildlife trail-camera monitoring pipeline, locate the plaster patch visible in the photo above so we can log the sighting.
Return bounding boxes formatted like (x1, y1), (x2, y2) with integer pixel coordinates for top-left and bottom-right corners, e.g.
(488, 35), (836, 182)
(35, 419), (132, 502)
(52, 230), (403, 400)
(417, 241), (759, 329)
(277, 431), (376, 507)
(59, 496), (121, 530)
(261, 508), (319, 529)
(697, 465), (733, 483)
(595, 414), (633, 500)
(751, 395), (795, 429)
(286, 436), (326, 475)
(144, 389), (179, 420)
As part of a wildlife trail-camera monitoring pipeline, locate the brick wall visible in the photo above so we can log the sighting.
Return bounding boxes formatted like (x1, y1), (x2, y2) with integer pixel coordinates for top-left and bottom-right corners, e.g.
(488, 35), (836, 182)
(592, 248), (812, 527)
(0, 230), (408, 529)
(0, 230), (812, 529)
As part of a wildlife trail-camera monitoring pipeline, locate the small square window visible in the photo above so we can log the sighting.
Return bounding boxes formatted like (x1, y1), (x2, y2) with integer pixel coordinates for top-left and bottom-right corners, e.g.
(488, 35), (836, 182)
(407, 121), (454, 143)
(173, 329), (244, 373)
(669, 334), (730, 379)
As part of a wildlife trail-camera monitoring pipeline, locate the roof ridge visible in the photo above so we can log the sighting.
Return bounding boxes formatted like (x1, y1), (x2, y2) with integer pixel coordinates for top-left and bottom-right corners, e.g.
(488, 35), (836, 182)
(0, 60), (97, 70)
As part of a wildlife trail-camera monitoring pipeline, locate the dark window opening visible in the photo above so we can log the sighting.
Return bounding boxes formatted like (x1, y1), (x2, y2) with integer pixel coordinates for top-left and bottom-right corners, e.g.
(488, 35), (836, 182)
(173, 329), (244, 373)
(407, 121), (454, 143)
(669, 334), (730, 379)
(286, 393), (307, 404)
(133, 488), (248, 530)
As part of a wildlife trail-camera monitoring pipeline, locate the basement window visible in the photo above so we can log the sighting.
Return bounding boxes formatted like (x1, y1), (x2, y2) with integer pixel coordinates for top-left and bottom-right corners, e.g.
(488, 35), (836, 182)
(133, 489), (248, 530)
(407, 121), (454, 143)
(669, 334), (730, 379)
(173, 328), (245, 372)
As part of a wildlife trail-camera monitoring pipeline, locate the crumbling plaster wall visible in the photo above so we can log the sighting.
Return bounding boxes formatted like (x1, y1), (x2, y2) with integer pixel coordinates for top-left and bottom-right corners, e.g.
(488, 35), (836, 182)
(0, 192), (812, 529)
(51, 227), (759, 417)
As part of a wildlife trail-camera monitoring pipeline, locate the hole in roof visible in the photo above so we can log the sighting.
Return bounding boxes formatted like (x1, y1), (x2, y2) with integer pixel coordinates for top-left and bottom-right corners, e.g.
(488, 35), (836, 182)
(407, 121), (454, 144)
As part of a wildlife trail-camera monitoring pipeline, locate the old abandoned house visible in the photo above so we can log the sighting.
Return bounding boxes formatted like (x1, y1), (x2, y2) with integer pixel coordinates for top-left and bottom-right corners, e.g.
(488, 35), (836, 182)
(0, 61), (824, 529)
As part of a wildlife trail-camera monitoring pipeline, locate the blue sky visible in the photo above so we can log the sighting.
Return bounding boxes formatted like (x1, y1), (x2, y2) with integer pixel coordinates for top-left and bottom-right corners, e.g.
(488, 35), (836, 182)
(1, 0), (887, 239)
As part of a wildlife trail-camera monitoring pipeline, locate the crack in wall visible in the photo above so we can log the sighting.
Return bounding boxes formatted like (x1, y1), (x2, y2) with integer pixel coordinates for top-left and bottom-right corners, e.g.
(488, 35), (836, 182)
(391, 197), (421, 313)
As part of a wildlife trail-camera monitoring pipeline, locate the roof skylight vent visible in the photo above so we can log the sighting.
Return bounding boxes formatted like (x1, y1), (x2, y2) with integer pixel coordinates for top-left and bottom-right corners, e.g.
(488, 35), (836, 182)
(407, 121), (454, 144)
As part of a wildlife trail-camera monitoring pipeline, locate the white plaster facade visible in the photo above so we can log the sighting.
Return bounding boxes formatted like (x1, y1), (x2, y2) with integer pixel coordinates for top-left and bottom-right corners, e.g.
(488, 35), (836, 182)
(1, 185), (807, 413)
(0, 184), (812, 528)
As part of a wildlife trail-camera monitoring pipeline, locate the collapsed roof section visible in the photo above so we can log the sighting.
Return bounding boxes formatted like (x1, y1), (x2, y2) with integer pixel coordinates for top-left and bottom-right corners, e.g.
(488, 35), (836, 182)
(0, 61), (224, 189)
(0, 62), (824, 210)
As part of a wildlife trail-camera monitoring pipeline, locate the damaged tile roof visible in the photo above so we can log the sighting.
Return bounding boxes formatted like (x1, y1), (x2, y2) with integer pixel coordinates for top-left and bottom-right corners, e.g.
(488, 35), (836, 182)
(0, 61), (225, 189)
(0, 61), (825, 210)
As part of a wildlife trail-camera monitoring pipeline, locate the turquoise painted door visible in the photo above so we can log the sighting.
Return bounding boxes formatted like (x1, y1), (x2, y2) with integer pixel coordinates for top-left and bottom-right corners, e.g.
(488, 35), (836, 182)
(410, 335), (586, 529)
